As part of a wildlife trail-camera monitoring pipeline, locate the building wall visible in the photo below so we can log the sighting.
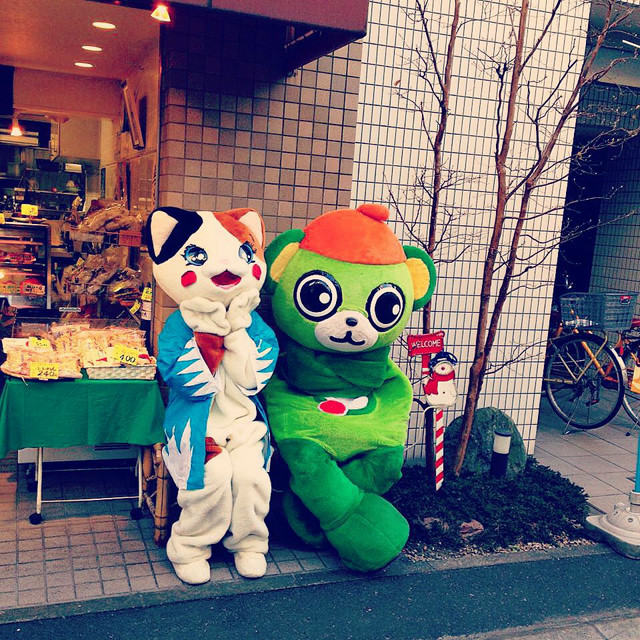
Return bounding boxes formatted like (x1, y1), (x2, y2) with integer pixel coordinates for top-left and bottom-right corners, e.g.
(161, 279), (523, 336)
(352, 0), (591, 456)
(590, 135), (640, 308)
(154, 6), (361, 339)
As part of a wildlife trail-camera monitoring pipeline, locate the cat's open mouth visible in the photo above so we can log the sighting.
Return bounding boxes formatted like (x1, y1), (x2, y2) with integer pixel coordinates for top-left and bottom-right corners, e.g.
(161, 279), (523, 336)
(211, 270), (241, 289)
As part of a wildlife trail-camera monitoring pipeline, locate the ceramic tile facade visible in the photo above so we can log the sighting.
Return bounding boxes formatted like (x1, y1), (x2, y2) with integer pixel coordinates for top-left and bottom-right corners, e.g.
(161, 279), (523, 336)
(154, 6), (362, 337)
(590, 134), (640, 308)
(352, 0), (591, 457)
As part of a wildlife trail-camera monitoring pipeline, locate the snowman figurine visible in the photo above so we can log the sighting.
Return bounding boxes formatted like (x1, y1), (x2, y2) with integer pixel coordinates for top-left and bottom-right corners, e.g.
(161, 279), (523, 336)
(423, 351), (458, 408)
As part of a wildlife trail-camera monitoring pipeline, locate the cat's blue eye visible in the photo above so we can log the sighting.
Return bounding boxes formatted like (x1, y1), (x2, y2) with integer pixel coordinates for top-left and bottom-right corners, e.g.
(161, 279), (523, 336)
(238, 242), (255, 263)
(183, 244), (208, 266)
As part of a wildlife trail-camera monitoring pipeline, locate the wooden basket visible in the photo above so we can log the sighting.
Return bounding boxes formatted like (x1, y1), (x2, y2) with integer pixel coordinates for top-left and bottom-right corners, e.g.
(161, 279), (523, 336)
(84, 364), (157, 380)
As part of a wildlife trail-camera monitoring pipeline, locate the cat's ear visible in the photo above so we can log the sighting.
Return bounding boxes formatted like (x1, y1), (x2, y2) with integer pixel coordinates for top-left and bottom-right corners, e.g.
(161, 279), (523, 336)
(146, 208), (203, 264)
(226, 208), (265, 249)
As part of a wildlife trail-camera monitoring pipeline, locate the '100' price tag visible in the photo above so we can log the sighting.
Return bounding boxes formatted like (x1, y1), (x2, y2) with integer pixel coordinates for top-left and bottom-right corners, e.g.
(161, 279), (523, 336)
(113, 344), (139, 366)
(29, 362), (59, 380)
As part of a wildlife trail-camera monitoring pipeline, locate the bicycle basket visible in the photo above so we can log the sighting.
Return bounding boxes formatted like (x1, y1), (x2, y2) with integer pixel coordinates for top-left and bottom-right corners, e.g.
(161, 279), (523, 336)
(560, 291), (638, 331)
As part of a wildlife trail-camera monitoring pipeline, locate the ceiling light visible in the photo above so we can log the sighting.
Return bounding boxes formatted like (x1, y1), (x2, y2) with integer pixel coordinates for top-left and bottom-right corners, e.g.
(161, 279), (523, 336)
(75, 62), (94, 68)
(92, 21), (116, 30)
(10, 117), (23, 137)
(82, 45), (103, 52)
(622, 39), (640, 50)
(150, 2), (171, 23)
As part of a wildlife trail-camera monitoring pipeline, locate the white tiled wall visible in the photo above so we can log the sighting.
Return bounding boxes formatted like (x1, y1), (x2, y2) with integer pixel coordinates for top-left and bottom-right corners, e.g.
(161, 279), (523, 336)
(352, 0), (591, 456)
(590, 135), (640, 308)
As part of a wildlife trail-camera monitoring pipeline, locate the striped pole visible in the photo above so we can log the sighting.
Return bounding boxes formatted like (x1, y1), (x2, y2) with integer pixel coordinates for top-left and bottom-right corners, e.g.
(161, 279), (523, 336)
(434, 409), (445, 490)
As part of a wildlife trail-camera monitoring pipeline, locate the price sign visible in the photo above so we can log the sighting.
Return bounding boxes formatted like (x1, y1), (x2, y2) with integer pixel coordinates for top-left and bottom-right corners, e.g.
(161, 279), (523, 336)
(141, 287), (153, 302)
(129, 300), (141, 315)
(0, 213), (5, 225)
(20, 204), (39, 217)
(113, 343), (139, 366)
(75, 257), (85, 268)
(28, 337), (51, 350)
(29, 362), (59, 380)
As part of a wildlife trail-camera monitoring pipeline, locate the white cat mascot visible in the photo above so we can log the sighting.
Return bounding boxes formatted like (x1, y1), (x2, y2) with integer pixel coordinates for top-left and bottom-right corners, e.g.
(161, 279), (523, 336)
(147, 206), (278, 584)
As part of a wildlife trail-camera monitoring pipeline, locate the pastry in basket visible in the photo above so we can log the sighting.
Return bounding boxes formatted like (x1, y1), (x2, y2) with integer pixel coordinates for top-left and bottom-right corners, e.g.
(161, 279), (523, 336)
(148, 206), (278, 585)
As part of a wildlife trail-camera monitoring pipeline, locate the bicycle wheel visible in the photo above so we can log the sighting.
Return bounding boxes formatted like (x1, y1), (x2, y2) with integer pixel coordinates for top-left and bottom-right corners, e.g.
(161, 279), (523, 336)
(621, 339), (640, 428)
(543, 333), (625, 429)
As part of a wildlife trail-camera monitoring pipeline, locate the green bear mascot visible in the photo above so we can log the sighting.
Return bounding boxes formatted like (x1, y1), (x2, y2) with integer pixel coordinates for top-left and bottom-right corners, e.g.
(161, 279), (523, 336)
(263, 203), (436, 572)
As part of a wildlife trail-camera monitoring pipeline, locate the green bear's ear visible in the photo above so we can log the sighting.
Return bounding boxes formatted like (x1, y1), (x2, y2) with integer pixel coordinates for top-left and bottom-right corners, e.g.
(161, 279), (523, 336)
(403, 245), (437, 310)
(264, 229), (305, 294)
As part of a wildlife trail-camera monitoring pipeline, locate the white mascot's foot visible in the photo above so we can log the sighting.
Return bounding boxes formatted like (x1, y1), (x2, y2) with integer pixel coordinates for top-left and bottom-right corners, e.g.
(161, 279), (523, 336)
(234, 551), (267, 578)
(172, 558), (211, 585)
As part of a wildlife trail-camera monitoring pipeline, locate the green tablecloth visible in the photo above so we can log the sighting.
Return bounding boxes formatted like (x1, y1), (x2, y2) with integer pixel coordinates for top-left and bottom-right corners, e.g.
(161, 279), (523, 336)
(0, 376), (166, 458)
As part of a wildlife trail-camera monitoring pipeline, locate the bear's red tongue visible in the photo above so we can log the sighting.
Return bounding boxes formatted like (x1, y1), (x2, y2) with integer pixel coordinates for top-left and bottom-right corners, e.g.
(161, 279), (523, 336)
(211, 270), (241, 288)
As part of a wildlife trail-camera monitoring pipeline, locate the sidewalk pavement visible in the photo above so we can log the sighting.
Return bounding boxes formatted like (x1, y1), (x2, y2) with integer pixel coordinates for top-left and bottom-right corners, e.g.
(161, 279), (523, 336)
(1, 396), (639, 637)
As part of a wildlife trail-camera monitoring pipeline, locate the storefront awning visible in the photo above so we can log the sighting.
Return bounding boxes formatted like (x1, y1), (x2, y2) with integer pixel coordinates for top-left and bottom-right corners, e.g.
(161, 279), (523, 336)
(89, 0), (369, 70)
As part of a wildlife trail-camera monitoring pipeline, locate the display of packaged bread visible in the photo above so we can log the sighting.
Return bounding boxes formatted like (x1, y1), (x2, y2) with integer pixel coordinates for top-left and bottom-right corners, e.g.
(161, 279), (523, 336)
(1, 323), (155, 380)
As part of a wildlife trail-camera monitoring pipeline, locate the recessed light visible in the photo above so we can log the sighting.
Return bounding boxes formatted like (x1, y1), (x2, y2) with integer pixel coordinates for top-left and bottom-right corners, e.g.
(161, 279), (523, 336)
(75, 62), (94, 68)
(92, 21), (116, 30)
(82, 45), (103, 52)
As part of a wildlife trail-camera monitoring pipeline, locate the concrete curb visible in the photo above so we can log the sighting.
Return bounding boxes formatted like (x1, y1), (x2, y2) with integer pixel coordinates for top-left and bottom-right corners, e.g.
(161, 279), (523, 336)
(0, 542), (614, 625)
(437, 607), (640, 639)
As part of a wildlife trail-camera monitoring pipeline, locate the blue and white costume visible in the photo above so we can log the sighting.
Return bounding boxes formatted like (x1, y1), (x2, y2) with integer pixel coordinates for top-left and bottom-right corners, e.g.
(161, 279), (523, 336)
(148, 205), (277, 584)
(157, 307), (278, 584)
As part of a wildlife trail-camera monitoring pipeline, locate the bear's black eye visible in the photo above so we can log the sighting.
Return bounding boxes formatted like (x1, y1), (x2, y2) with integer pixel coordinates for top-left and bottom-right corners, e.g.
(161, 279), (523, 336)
(183, 244), (208, 266)
(294, 271), (342, 321)
(366, 284), (405, 332)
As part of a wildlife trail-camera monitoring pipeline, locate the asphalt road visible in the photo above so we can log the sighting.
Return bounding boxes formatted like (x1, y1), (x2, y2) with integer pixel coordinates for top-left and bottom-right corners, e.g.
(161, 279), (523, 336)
(2, 553), (640, 640)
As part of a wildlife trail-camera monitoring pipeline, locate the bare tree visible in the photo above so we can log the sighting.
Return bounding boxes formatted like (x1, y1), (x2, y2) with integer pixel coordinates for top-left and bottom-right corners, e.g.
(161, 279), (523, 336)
(391, 0), (640, 474)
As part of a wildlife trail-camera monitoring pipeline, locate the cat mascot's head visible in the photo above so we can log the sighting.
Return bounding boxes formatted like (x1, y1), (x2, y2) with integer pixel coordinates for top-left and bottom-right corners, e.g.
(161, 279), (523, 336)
(146, 206), (267, 304)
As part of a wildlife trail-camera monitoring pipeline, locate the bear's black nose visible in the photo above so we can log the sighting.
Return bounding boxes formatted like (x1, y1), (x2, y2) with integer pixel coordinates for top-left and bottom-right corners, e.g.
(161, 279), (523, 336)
(346, 317), (358, 327)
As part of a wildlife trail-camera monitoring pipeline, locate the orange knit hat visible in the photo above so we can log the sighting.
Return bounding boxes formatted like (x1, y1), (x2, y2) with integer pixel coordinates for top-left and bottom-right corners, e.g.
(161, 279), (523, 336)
(299, 204), (406, 265)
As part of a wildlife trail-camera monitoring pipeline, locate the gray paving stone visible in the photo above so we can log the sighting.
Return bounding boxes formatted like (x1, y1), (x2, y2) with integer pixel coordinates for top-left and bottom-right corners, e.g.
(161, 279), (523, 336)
(155, 572), (181, 588)
(0, 578), (15, 593)
(46, 584), (77, 603)
(17, 538), (43, 552)
(45, 547), (69, 561)
(209, 567), (233, 581)
(129, 576), (158, 591)
(123, 551), (148, 564)
(0, 592), (18, 608)
(126, 563), (154, 578)
(17, 562), (43, 577)
(101, 566), (127, 581)
(71, 544), (98, 558)
(18, 549), (44, 563)
(98, 553), (126, 567)
(0, 564), (16, 578)
(275, 560), (304, 573)
(593, 615), (640, 640)
(44, 535), (70, 548)
(18, 574), (45, 591)
(102, 579), (131, 595)
(75, 582), (103, 600)
(46, 572), (73, 587)
(45, 558), (72, 573)
(73, 568), (101, 584)
(17, 588), (47, 606)
(72, 555), (99, 569)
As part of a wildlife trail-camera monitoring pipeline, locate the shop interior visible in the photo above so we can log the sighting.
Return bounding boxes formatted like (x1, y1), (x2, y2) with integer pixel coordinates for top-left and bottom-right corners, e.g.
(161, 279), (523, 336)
(0, 2), (162, 467)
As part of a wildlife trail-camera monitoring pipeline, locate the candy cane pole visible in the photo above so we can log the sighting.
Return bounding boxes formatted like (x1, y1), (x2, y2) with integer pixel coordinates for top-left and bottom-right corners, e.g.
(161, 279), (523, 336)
(434, 408), (445, 490)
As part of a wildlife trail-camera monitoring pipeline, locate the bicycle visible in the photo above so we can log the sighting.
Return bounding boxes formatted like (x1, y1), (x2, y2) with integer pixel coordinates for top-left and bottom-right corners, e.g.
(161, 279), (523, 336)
(543, 291), (640, 432)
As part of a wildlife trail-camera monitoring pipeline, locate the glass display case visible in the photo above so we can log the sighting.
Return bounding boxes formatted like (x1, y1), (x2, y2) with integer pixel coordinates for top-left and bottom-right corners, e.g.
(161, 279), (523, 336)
(0, 221), (51, 310)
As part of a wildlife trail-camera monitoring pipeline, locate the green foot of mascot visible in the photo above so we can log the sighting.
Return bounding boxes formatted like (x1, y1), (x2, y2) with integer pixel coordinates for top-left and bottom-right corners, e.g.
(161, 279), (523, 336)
(263, 204), (436, 572)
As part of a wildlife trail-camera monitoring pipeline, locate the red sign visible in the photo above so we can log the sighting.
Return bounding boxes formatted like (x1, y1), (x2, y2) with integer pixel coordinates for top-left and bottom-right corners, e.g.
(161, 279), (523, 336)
(408, 331), (445, 357)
